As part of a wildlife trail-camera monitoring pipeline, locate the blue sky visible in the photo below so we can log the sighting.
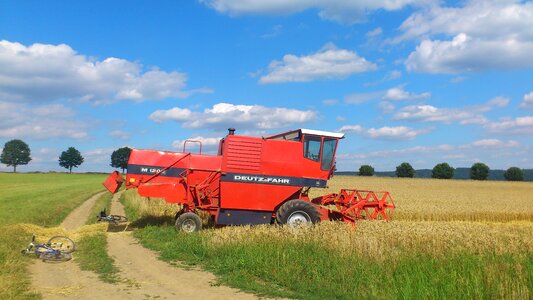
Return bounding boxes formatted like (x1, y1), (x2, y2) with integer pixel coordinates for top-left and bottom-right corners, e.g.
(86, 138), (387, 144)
(0, 0), (532, 172)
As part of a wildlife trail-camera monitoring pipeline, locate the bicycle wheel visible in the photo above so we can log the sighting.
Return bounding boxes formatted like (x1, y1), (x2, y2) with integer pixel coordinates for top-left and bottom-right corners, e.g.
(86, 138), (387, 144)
(40, 252), (72, 262)
(47, 236), (75, 254)
(111, 215), (128, 223)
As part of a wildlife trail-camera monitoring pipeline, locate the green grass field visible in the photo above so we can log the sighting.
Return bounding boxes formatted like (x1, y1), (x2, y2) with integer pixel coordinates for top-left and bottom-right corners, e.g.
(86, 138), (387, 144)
(0, 173), (107, 299)
(0, 173), (106, 226)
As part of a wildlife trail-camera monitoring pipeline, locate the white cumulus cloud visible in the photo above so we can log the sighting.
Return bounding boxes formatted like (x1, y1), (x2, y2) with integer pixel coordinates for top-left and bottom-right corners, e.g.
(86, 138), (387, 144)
(84, 148), (116, 164)
(0, 40), (206, 104)
(383, 86), (431, 101)
(150, 103), (318, 130)
(405, 33), (533, 73)
(399, 0), (533, 73)
(0, 101), (88, 139)
(338, 124), (429, 140)
(344, 86), (430, 105)
(521, 92), (533, 109)
(470, 139), (519, 148)
(259, 44), (376, 84)
(484, 116), (533, 135)
(200, 0), (426, 24)
(394, 97), (509, 124)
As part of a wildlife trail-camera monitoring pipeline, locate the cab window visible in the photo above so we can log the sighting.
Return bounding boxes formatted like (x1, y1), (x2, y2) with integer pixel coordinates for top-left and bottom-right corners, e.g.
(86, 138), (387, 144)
(321, 138), (337, 170)
(304, 136), (321, 161)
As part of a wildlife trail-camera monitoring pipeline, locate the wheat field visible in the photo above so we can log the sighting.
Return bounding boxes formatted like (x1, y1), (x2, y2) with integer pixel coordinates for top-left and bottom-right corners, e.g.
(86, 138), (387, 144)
(317, 176), (533, 222)
(125, 176), (533, 299)
(126, 176), (533, 253)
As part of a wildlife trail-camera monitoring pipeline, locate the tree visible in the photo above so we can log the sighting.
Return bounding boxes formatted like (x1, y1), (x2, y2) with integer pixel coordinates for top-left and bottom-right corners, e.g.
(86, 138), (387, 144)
(504, 167), (523, 181)
(470, 162), (489, 180)
(1, 139), (32, 173)
(59, 147), (84, 173)
(111, 147), (132, 173)
(395, 162), (415, 178)
(358, 165), (374, 176)
(432, 162), (454, 179)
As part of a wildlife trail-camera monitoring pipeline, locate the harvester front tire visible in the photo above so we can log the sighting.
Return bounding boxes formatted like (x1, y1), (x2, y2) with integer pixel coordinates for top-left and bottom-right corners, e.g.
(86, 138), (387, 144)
(175, 212), (202, 233)
(276, 200), (320, 226)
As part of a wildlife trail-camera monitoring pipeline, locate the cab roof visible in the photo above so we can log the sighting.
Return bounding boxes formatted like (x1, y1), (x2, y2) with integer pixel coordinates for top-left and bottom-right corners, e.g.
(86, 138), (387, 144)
(267, 129), (345, 140)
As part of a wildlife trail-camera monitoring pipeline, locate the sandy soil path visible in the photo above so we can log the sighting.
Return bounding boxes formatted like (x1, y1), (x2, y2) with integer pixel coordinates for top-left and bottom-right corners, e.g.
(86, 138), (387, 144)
(107, 191), (257, 299)
(107, 231), (257, 299)
(60, 191), (105, 231)
(30, 190), (261, 299)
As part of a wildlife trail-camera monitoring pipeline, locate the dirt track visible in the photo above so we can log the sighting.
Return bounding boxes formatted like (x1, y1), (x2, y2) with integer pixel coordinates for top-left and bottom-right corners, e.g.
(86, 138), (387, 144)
(60, 191), (105, 231)
(30, 191), (260, 299)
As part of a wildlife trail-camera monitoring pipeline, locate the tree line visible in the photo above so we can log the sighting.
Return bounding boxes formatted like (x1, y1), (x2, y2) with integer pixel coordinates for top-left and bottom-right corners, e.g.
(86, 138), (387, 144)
(358, 162), (525, 181)
(0, 139), (131, 173)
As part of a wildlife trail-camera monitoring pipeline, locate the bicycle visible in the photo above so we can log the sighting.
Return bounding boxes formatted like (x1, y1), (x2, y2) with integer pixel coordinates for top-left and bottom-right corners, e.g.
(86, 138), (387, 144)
(21, 234), (75, 262)
(96, 209), (128, 225)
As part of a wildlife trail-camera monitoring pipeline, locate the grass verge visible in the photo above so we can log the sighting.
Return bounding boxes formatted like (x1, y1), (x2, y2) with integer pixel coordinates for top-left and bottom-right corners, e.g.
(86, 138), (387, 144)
(75, 232), (120, 283)
(80, 191), (121, 283)
(133, 225), (532, 299)
(0, 226), (40, 299)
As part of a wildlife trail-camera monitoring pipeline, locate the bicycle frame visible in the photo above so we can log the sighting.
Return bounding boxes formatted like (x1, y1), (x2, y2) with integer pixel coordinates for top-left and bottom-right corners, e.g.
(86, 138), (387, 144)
(23, 241), (61, 256)
(23, 235), (63, 255)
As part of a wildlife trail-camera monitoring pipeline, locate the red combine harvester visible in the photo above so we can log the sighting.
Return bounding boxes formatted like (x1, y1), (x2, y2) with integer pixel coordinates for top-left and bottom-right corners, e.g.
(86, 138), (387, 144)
(103, 128), (395, 232)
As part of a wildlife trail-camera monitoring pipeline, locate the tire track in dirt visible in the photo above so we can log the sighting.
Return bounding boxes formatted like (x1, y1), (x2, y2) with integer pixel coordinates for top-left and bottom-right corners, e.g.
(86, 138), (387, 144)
(60, 191), (105, 231)
(107, 191), (259, 299)
(31, 190), (262, 299)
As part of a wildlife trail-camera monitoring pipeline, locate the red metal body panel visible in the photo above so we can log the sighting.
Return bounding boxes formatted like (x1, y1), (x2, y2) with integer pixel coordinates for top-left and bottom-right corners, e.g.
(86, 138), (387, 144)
(219, 135), (328, 211)
(125, 149), (221, 206)
(219, 182), (300, 211)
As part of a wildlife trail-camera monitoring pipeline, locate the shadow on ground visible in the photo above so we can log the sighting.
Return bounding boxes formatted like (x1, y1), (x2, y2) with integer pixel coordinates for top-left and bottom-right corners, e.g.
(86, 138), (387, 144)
(107, 215), (175, 232)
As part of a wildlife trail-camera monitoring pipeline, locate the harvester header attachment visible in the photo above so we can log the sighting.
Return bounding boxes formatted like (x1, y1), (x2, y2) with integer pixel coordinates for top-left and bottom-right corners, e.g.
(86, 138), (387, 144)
(103, 128), (395, 232)
(103, 171), (123, 194)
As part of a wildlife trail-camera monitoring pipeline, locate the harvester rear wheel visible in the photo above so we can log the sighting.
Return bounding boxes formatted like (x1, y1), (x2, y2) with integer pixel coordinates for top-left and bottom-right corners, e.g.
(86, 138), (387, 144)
(276, 200), (320, 226)
(175, 212), (202, 233)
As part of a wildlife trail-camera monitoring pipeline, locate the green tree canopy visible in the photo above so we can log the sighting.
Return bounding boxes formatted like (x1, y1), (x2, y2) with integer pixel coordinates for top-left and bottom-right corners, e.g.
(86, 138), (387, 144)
(503, 167), (523, 181)
(432, 162), (454, 179)
(1, 139), (32, 173)
(470, 162), (490, 180)
(358, 165), (374, 176)
(395, 162), (415, 178)
(59, 147), (84, 173)
(111, 147), (132, 173)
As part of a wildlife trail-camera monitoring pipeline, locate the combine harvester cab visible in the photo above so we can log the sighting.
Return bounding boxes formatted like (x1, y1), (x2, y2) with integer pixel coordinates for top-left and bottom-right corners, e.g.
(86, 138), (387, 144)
(103, 128), (395, 232)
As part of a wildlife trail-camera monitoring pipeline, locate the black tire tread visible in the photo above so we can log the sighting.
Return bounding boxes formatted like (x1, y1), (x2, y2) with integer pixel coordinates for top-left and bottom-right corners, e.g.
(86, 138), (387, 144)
(175, 212), (202, 232)
(276, 199), (321, 224)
